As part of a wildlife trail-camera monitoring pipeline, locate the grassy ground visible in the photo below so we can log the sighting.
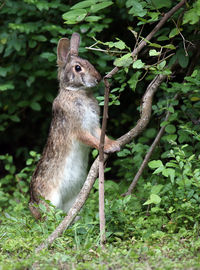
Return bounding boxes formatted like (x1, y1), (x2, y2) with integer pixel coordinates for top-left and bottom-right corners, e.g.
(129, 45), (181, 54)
(1, 236), (200, 269)
(1, 209), (200, 270)
(1, 180), (200, 270)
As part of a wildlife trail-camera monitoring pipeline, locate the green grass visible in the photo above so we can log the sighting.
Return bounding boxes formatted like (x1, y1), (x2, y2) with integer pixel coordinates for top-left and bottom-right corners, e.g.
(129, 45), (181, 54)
(1, 201), (200, 270)
(1, 233), (200, 269)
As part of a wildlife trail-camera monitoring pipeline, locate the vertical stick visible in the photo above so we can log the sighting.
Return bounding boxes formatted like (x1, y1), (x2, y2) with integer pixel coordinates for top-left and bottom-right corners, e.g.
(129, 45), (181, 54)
(99, 159), (106, 247)
(99, 78), (110, 247)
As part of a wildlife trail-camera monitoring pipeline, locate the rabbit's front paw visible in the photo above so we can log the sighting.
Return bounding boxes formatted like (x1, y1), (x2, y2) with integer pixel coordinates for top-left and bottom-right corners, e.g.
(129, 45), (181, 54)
(104, 141), (120, 154)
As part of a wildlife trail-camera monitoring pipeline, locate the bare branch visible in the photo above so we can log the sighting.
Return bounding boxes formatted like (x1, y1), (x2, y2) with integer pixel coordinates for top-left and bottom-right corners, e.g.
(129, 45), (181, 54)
(122, 111), (171, 196)
(86, 46), (128, 54)
(98, 78), (111, 247)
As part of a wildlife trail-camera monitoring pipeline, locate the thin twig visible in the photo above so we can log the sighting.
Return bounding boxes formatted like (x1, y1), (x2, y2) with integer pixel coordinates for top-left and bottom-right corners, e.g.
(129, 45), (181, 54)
(151, 52), (175, 67)
(171, 18), (194, 57)
(98, 78), (110, 247)
(0, 1), (5, 10)
(86, 47), (128, 54)
(122, 111), (171, 196)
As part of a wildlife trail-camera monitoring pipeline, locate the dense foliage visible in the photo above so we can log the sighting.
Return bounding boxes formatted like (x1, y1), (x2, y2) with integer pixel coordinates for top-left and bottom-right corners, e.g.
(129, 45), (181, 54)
(0, 0), (200, 268)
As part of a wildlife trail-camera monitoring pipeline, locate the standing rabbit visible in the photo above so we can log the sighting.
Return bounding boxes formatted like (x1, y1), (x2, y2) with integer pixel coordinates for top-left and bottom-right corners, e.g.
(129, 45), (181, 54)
(29, 33), (120, 219)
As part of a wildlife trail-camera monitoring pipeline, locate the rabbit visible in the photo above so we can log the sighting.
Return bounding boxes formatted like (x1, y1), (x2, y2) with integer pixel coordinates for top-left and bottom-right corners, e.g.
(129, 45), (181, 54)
(29, 33), (120, 219)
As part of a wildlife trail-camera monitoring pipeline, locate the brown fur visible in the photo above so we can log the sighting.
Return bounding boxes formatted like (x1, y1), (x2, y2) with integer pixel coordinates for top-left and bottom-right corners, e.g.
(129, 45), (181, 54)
(29, 33), (120, 219)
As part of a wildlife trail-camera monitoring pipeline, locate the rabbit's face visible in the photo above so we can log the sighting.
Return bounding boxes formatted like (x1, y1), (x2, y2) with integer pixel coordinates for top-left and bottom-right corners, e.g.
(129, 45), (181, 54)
(59, 55), (101, 91)
(57, 33), (102, 91)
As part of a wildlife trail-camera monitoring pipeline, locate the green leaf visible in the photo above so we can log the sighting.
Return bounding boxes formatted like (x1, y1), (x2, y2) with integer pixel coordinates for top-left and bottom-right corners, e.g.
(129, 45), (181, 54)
(149, 49), (160, 56)
(105, 40), (127, 50)
(165, 124), (176, 134)
(90, 1), (113, 12)
(117, 149), (131, 157)
(36, 2), (49, 11)
(71, 0), (95, 9)
(92, 149), (98, 158)
(183, 0), (200, 25)
(151, 0), (172, 9)
(30, 102), (41, 111)
(145, 128), (157, 138)
(18, 101), (29, 107)
(132, 59), (145, 69)
(85, 16), (101, 22)
(10, 115), (20, 122)
(163, 134), (177, 141)
(151, 185), (163, 195)
(62, 9), (87, 23)
(169, 28), (179, 38)
(151, 194), (161, 204)
(160, 121), (169, 127)
(0, 83), (14, 91)
(29, 40), (37, 48)
(26, 158), (33, 165)
(168, 107), (174, 113)
(39, 203), (47, 212)
(127, 71), (141, 91)
(168, 169), (175, 184)
(148, 160), (163, 169)
(143, 194), (161, 205)
(184, 11), (199, 25)
(32, 35), (47, 42)
(30, 151), (37, 157)
(113, 40), (126, 50)
(163, 44), (176, 50)
(40, 52), (56, 62)
(162, 168), (175, 184)
(0, 67), (12, 77)
(147, 42), (161, 48)
(157, 35), (169, 41)
(126, 0), (147, 17)
(114, 53), (133, 67)
(177, 49), (189, 68)
(26, 76), (35, 87)
(157, 60), (166, 70)
(153, 166), (164, 174)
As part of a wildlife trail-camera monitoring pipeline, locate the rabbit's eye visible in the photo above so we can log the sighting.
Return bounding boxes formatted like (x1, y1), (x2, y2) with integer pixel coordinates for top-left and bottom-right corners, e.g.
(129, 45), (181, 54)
(75, 65), (82, 72)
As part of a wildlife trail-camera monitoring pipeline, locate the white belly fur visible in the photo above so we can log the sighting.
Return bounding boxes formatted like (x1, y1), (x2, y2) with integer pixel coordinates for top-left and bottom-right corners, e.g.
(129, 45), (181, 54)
(49, 140), (90, 212)
(49, 101), (99, 212)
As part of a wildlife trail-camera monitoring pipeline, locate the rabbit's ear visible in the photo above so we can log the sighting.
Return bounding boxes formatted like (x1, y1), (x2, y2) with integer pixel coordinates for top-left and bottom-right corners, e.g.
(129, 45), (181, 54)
(57, 38), (70, 67)
(70, 33), (80, 56)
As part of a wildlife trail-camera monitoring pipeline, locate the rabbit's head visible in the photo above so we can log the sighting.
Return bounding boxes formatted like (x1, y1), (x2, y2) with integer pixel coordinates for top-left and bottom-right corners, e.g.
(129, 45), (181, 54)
(57, 33), (101, 91)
